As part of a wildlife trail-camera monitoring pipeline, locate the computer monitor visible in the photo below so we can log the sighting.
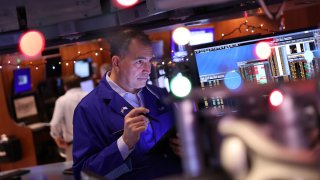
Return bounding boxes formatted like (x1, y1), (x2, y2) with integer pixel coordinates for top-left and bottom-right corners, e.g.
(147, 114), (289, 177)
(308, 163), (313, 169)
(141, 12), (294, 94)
(13, 68), (32, 95)
(189, 28), (214, 46)
(171, 27), (214, 62)
(191, 27), (320, 109)
(188, 28), (320, 172)
(11, 93), (39, 125)
(74, 58), (92, 79)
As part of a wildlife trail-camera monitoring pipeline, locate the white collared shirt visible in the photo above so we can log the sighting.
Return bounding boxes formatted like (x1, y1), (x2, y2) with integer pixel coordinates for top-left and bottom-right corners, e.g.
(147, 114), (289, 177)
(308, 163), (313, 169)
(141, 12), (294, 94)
(107, 73), (144, 108)
(50, 88), (88, 142)
(106, 72), (144, 159)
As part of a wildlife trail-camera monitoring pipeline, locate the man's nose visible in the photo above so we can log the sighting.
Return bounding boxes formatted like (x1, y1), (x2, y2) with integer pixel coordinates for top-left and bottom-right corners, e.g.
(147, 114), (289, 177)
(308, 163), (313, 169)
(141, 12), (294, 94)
(143, 62), (151, 73)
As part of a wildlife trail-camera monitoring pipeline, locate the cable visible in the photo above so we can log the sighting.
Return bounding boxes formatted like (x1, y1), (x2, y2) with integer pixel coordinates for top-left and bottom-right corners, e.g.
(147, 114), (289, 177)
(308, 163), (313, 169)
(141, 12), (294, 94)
(220, 21), (276, 40)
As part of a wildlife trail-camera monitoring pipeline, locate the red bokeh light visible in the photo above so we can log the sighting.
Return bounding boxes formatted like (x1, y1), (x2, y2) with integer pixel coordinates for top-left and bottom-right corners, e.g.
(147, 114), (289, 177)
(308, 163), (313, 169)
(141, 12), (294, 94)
(255, 41), (271, 60)
(269, 90), (284, 107)
(19, 30), (45, 57)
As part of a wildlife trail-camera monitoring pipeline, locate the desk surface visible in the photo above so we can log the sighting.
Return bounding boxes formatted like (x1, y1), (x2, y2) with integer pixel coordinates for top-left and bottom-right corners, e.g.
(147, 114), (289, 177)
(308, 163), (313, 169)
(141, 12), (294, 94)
(0, 161), (74, 180)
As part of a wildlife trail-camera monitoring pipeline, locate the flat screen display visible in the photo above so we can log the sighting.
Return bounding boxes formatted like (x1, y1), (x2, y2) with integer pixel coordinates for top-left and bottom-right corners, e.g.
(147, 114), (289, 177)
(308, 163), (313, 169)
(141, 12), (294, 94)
(13, 95), (38, 119)
(13, 68), (32, 95)
(192, 27), (320, 108)
(172, 27), (214, 62)
(189, 28), (214, 46)
(74, 58), (92, 79)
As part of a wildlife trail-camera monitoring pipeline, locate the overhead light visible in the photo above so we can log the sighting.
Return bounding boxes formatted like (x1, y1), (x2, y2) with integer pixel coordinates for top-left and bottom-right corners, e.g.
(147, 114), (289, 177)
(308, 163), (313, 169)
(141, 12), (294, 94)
(113, 0), (139, 8)
(19, 30), (45, 57)
(172, 27), (191, 45)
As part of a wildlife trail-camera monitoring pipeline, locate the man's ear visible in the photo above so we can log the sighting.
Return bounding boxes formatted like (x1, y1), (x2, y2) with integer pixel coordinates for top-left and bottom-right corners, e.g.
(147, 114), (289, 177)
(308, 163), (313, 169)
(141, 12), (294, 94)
(111, 56), (120, 70)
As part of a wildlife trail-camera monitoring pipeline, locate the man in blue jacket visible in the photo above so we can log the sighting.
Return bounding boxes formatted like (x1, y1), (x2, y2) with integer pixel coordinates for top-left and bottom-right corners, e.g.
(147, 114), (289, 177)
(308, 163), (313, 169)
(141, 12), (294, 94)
(73, 28), (182, 179)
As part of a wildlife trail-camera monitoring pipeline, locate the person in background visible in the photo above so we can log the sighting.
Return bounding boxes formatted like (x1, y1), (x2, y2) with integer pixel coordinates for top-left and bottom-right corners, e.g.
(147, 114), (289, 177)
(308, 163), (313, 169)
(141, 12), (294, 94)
(73, 28), (182, 179)
(50, 75), (88, 161)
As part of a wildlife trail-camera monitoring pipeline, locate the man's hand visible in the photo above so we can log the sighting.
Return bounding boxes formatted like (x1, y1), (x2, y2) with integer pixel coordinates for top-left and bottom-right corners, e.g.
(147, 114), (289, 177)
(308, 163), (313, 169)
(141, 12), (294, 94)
(54, 137), (68, 149)
(170, 134), (182, 157)
(123, 107), (149, 149)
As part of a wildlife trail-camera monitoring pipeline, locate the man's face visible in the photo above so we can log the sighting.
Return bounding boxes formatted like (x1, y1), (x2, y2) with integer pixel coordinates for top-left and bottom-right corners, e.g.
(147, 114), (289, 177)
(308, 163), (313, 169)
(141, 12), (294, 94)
(117, 38), (153, 93)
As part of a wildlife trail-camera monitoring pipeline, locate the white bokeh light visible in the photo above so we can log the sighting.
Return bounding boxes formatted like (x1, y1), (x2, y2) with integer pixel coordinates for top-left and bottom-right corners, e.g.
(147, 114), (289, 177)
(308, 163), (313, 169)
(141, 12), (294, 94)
(170, 73), (192, 98)
(304, 50), (314, 63)
(116, 0), (138, 7)
(172, 27), (191, 46)
(255, 42), (271, 60)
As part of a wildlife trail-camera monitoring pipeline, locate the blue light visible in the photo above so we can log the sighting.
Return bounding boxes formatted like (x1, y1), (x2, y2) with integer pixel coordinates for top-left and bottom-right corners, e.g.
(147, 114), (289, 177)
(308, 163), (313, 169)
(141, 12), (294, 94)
(223, 71), (242, 90)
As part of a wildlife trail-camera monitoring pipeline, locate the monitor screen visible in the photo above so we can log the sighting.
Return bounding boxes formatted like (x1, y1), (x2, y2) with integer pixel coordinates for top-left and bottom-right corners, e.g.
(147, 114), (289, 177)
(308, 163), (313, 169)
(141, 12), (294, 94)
(192, 27), (320, 108)
(10, 92), (41, 125)
(13, 68), (32, 95)
(13, 94), (38, 119)
(189, 28), (214, 46)
(74, 58), (92, 79)
(152, 40), (164, 59)
(80, 79), (95, 93)
(172, 27), (214, 62)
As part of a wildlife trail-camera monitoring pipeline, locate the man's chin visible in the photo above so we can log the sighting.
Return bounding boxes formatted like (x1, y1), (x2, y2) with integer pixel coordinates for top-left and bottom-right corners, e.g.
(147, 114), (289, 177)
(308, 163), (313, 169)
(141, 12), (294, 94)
(136, 81), (147, 88)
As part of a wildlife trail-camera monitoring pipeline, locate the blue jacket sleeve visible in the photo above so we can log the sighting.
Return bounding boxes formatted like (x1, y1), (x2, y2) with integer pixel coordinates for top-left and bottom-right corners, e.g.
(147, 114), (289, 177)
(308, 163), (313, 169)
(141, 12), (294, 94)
(72, 104), (132, 179)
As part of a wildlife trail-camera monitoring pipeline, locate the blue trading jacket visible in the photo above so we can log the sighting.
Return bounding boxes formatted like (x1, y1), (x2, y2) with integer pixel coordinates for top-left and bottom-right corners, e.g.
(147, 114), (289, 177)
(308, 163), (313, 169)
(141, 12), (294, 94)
(73, 76), (182, 179)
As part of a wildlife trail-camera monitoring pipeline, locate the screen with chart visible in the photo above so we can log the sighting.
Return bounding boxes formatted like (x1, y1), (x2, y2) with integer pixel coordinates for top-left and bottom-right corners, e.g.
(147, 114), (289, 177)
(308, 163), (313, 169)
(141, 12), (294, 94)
(192, 27), (320, 109)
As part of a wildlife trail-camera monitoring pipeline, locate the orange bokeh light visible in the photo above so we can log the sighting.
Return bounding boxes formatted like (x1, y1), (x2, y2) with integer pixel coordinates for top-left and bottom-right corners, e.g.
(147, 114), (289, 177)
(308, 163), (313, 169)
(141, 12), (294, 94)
(19, 30), (45, 57)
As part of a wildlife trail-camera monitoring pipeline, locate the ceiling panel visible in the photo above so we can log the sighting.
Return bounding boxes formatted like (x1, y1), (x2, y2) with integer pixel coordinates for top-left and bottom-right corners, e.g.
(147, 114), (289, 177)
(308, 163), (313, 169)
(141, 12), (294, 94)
(0, 0), (102, 32)
(26, 0), (102, 27)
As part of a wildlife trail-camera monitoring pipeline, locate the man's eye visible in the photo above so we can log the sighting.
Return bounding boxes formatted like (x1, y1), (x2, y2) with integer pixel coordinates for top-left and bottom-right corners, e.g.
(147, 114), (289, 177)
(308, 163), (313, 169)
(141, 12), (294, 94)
(135, 60), (143, 65)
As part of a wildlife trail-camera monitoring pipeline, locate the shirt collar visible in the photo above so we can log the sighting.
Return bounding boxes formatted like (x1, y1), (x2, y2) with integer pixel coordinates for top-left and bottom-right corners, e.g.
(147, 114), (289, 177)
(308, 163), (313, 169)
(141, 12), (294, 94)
(66, 87), (83, 94)
(106, 71), (142, 97)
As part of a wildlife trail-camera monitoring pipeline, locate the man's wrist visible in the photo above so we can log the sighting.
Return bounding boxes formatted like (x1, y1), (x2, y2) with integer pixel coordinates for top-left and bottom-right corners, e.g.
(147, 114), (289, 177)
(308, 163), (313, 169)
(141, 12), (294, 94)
(123, 136), (134, 150)
(117, 136), (134, 160)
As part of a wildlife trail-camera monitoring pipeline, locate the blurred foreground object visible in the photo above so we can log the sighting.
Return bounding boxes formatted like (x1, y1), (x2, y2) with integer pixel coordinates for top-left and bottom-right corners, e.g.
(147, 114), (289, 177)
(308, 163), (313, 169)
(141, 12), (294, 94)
(219, 116), (319, 180)
(173, 78), (320, 179)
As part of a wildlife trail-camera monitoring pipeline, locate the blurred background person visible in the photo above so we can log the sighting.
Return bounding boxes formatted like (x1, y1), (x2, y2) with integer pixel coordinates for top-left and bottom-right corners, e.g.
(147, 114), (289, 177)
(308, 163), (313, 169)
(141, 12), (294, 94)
(50, 75), (88, 161)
